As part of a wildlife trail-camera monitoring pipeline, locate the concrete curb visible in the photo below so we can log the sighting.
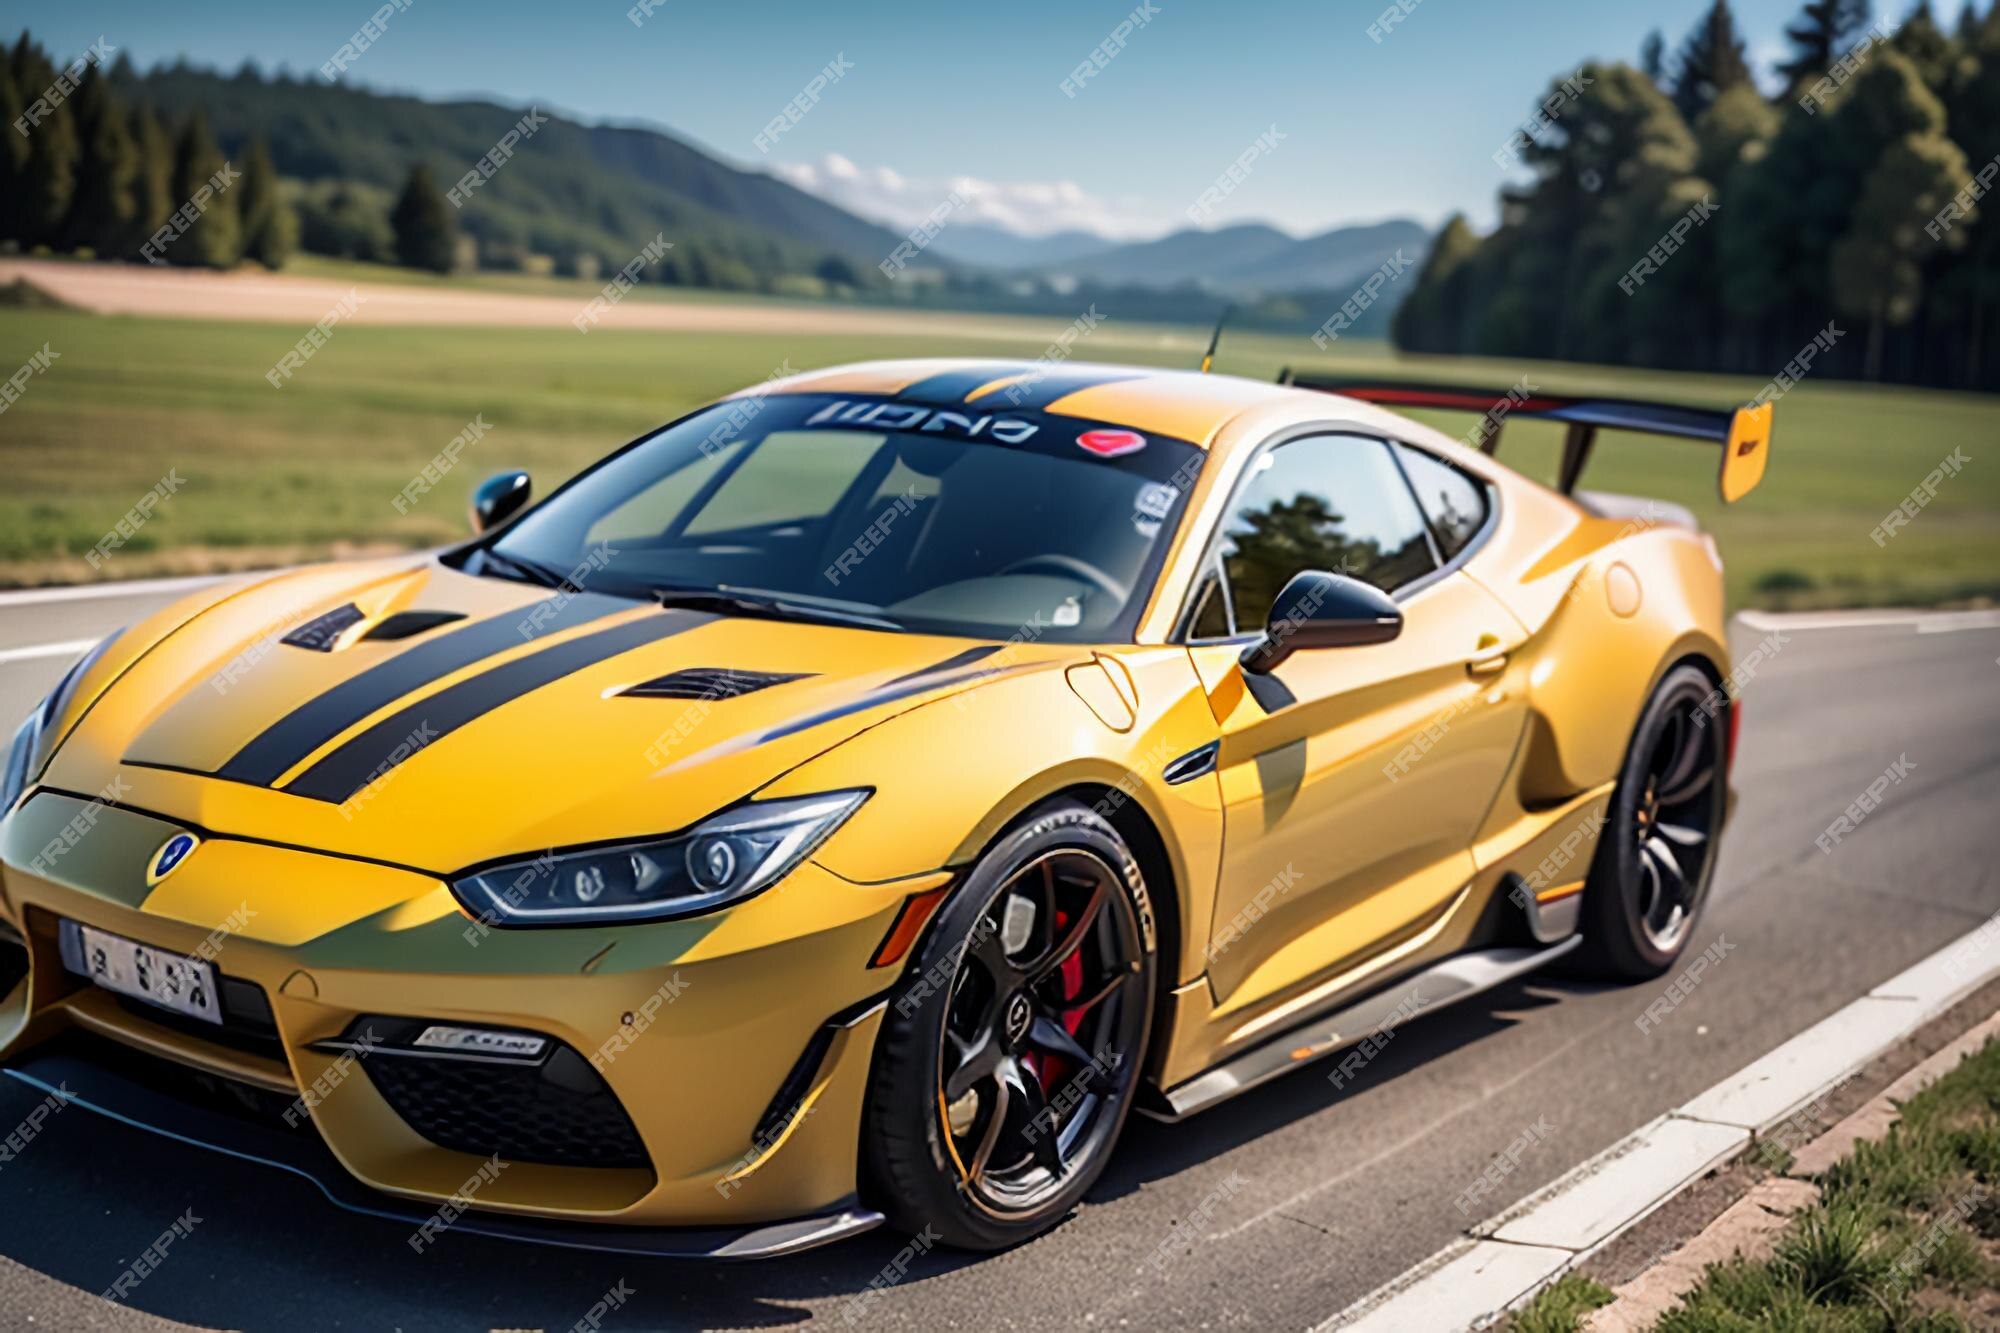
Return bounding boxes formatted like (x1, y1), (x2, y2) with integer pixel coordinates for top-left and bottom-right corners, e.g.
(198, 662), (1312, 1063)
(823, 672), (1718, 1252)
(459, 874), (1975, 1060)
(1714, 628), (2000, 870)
(1320, 921), (2000, 1332)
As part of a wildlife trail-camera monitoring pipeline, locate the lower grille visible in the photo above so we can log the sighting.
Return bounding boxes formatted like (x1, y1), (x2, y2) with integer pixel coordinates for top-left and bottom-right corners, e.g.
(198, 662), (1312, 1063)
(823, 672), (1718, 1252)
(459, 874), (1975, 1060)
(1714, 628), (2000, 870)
(359, 1032), (648, 1169)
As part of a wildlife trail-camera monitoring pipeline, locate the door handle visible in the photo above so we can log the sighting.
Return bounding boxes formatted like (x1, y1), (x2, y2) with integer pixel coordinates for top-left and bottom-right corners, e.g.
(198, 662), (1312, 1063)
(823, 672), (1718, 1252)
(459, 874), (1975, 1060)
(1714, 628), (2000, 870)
(1466, 632), (1508, 677)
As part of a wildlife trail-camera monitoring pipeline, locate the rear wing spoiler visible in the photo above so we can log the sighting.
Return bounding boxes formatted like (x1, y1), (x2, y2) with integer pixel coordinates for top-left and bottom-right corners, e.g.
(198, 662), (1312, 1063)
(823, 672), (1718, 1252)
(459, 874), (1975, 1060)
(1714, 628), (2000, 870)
(1277, 373), (1772, 504)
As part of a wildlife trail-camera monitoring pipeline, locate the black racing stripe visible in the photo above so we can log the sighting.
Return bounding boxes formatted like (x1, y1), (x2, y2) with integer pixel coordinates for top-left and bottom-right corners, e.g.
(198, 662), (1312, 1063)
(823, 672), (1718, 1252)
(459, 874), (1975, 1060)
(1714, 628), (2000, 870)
(281, 611), (717, 805)
(881, 644), (1000, 687)
(219, 593), (629, 787)
(971, 366), (1146, 410)
(893, 367), (1029, 405)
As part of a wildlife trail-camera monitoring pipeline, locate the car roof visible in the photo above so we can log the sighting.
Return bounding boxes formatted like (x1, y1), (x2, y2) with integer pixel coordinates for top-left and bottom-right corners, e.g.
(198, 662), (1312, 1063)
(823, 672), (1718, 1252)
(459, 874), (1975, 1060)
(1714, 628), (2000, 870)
(737, 357), (1451, 456)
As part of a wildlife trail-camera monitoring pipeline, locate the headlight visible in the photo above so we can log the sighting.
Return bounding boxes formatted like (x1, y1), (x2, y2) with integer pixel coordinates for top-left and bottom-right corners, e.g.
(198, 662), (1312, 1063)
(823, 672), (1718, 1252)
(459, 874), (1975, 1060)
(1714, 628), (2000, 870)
(451, 790), (869, 926)
(2, 631), (121, 816)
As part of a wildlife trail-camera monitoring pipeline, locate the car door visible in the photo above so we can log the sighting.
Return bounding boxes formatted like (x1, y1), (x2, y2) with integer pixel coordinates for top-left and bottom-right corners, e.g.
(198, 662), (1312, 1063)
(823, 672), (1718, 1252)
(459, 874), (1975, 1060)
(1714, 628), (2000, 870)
(1184, 432), (1528, 1030)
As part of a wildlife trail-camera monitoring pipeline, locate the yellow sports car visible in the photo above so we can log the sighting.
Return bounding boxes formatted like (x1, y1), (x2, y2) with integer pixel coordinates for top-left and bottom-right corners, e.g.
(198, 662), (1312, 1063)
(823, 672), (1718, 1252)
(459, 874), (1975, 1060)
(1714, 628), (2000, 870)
(0, 359), (1768, 1255)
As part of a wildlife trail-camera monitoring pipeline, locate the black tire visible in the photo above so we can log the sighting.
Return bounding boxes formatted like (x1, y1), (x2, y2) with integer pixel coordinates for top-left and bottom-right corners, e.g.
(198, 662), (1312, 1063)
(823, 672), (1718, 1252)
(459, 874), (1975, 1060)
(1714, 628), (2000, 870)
(1576, 663), (1727, 981)
(860, 797), (1156, 1251)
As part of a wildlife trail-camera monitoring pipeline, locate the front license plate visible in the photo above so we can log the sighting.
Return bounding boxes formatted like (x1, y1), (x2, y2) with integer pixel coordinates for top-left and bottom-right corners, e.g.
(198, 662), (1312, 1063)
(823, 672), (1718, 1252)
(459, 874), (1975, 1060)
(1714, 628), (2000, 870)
(61, 920), (221, 1025)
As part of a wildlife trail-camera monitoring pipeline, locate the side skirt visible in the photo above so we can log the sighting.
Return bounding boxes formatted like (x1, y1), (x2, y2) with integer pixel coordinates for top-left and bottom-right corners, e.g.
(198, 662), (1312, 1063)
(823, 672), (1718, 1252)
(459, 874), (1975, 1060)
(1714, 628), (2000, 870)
(1145, 936), (1581, 1121)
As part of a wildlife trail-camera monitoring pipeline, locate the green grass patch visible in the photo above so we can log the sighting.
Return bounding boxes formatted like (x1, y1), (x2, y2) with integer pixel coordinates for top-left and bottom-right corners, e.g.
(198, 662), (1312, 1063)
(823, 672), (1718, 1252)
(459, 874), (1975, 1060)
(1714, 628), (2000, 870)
(1652, 1036), (2000, 1331)
(1506, 1272), (1616, 1332)
(0, 306), (1993, 604)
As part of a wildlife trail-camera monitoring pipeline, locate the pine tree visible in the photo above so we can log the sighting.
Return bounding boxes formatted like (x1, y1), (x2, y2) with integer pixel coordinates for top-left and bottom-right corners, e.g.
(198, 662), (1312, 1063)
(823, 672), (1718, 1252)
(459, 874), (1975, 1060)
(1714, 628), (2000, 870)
(1777, 0), (1874, 89)
(124, 102), (173, 259)
(1891, 2), (1957, 93)
(1640, 30), (1669, 85)
(15, 36), (80, 247)
(236, 135), (297, 268)
(390, 164), (457, 273)
(1672, 1), (1755, 123)
(62, 67), (137, 255)
(0, 55), (28, 245)
(166, 109), (241, 267)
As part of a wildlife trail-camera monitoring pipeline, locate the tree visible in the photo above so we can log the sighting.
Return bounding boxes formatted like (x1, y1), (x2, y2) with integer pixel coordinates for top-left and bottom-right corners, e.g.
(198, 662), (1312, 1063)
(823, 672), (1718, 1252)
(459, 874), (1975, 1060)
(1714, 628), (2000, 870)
(1640, 30), (1669, 85)
(1672, 1), (1755, 123)
(1777, 0), (1874, 90)
(62, 67), (137, 255)
(0, 54), (28, 245)
(124, 102), (174, 259)
(390, 164), (456, 272)
(14, 36), (80, 247)
(167, 108), (240, 267)
(1833, 130), (1974, 375)
(1391, 215), (1481, 352)
(236, 135), (297, 268)
(1694, 83), (1780, 189)
(1891, 2), (1958, 93)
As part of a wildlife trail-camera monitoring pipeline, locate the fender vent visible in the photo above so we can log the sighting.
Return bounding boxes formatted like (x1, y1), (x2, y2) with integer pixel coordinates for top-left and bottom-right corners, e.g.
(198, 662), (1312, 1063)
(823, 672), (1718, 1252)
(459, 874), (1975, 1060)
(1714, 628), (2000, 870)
(363, 610), (468, 642)
(281, 603), (366, 652)
(620, 668), (811, 701)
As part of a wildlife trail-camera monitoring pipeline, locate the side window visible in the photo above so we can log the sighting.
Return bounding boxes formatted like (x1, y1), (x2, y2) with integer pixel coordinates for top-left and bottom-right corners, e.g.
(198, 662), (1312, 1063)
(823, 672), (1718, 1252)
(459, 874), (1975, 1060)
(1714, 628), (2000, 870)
(683, 432), (882, 535)
(1396, 443), (1490, 561)
(1187, 562), (1232, 639)
(1216, 435), (1437, 628)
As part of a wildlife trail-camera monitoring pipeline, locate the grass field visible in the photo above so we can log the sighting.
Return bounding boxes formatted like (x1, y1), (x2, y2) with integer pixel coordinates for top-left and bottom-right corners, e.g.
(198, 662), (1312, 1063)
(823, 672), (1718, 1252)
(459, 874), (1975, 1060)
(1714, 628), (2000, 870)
(0, 300), (1992, 609)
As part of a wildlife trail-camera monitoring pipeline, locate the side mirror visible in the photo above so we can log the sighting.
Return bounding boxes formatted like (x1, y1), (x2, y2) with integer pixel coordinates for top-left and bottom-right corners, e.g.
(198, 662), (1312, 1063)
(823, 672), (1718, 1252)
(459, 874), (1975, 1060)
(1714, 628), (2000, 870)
(470, 471), (531, 533)
(1240, 571), (1402, 674)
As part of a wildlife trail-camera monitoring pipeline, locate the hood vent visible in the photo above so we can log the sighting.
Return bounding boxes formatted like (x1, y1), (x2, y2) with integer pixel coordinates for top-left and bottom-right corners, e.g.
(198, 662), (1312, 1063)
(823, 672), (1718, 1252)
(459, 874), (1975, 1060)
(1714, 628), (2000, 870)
(363, 610), (469, 642)
(282, 603), (366, 652)
(620, 668), (811, 701)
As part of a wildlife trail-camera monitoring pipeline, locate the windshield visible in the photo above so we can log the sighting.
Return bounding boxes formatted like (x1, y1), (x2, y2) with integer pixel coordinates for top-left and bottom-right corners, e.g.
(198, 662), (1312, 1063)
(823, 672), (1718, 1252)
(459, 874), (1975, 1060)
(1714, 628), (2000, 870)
(479, 393), (1204, 643)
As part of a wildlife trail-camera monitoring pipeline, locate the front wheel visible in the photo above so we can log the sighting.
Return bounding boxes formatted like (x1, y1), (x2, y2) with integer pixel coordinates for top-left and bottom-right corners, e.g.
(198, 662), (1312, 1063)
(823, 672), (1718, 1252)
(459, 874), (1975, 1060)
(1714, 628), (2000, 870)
(1576, 663), (1727, 980)
(860, 798), (1155, 1251)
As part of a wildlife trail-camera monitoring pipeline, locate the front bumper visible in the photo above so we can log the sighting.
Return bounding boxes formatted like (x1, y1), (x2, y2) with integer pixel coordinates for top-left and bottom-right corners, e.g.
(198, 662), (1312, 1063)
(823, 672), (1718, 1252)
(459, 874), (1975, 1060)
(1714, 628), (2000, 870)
(0, 789), (944, 1252)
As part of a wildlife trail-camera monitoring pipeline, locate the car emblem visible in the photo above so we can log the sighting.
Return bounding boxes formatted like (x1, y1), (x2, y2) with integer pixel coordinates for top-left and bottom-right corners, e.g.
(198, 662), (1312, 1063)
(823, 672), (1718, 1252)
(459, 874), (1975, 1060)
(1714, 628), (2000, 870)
(1077, 428), (1147, 458)
(147, 832), (199, 885)
(1005, 992), (1034, 1044)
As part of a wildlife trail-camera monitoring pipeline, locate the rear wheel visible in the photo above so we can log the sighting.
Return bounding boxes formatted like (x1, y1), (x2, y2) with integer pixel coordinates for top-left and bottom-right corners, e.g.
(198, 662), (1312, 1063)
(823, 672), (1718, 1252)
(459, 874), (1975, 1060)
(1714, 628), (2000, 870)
(1577, 664), (1726, 980)
(860, 798), (1155, 1251)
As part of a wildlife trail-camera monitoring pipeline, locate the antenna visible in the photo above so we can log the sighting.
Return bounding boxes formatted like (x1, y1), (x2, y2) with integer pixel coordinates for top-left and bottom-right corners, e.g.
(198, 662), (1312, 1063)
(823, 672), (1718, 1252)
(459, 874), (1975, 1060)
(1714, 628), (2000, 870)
(1199, 304), (1234, 374)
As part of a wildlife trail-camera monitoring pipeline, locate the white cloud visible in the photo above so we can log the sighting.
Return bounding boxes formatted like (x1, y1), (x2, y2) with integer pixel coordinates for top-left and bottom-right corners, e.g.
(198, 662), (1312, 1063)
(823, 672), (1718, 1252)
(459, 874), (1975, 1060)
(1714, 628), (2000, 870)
(768, 154), (1161, 240)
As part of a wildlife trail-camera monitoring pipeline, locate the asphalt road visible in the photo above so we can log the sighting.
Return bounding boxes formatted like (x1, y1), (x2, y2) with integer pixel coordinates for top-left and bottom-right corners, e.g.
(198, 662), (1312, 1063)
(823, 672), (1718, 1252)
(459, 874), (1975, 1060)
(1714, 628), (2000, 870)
(0, 583), (1995, 1332)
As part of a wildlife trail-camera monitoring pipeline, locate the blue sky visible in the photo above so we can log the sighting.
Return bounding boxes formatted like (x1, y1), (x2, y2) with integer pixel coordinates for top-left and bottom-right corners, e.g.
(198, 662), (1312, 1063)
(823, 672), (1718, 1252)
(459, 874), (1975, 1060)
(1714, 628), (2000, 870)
(31, 0), (1841, 239)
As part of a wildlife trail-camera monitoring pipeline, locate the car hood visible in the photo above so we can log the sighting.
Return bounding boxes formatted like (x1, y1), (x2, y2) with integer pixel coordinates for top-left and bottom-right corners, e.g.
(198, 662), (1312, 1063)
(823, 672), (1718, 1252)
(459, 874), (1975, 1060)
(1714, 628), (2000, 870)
(37, 558), (1061, 873)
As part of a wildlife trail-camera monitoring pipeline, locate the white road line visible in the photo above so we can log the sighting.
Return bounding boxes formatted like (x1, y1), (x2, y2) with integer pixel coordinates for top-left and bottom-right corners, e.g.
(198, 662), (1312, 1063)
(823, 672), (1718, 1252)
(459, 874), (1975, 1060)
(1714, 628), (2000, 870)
(1735, 608), (2000, 634)
(0, 573), (238, 608)
(1321, 916), (2000, 1332)
(0, 639), (97, 666)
